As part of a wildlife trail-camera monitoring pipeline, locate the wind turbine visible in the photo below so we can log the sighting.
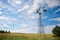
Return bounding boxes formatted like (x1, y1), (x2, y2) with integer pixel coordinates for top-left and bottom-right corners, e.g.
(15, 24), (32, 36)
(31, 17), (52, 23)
(37, 8), (47, 35)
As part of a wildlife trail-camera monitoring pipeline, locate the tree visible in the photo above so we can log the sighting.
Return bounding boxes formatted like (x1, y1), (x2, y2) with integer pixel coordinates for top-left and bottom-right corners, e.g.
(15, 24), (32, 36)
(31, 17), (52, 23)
(0, 30), (10, 33)
(0, 30), (5, 33)
(52, 26), (60, 37)
(8, 31), (10, 33)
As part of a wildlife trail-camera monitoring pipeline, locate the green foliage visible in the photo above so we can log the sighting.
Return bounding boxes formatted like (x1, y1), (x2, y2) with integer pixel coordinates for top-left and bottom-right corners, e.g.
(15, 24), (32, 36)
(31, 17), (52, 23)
(0, 30), (5, 33)
(0, 30), (10, 33)
(52, 26), (60, 37)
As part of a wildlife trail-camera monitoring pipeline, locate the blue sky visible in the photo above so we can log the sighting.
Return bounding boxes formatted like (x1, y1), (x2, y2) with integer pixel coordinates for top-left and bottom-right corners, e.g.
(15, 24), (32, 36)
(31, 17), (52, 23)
(0, 0), (60, 34)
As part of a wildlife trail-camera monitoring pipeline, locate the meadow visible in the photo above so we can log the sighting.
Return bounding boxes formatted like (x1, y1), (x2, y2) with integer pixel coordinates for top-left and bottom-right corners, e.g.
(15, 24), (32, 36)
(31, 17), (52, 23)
(0, 33), (60, 40)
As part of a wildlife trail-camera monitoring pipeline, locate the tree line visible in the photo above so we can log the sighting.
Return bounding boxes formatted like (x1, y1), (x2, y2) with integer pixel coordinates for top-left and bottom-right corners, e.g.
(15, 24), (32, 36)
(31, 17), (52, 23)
(0, 30), (10, 33)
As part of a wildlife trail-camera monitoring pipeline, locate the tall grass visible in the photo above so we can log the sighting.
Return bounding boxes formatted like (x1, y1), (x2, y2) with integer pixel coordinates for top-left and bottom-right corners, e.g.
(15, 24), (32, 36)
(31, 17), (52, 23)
(0, 33), (60, 40)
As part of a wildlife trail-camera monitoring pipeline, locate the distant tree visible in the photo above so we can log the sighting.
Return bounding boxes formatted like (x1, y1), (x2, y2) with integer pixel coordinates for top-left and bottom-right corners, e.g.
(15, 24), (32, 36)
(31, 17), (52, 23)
(0, 30), (5, 33)
(52, 26), (60, 37)
(5, 31), (7, 33)
(8, 31), (10, 33)
(0, 30), (10, 33)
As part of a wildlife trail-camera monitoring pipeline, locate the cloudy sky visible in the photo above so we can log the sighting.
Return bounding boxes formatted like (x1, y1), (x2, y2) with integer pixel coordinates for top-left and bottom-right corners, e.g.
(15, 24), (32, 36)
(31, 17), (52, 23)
(0, 0), (60, 34)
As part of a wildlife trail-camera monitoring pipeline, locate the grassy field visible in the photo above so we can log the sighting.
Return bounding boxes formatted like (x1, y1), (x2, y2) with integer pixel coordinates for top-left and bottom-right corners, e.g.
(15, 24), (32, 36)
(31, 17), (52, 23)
(0, 33), (60, 40)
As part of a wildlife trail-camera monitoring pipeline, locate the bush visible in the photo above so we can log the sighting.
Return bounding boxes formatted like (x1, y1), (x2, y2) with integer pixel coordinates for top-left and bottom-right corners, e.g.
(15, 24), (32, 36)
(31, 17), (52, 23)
(52, 26), (60, 37)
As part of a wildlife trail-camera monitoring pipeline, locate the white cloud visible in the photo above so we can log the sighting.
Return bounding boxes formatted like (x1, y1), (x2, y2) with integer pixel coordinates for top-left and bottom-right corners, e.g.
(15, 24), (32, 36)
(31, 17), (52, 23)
(14, 0), (21, 5)
(0, 1), (3, 8)
(2, 24), (9, 27)
(23, 14), (39, 20)
(10, 23), (38, 33)
(8, 0), (16, 7)
(45, 0), (60, 8)
(0, 1), (15, 12)
(42, 16), (48, 19)
(0, 16), (8, 20)
(17, 5), (30, 13)
(0, 23), (9, 27)
(20, 23), (29, 28)
(10, 26), (37, 33)
(26, 14), (39, 20)
(49, 17), (60, 21)
(27, 0), (40, 15)
(57, 24), (60, 26)
(45, 25), (55, 34)
(0, 11), (3, 15)
(39, 0), (45, 4)
(8, 0), (22, 7)
(54, 9), (60, 14)
(0, 16), (17, 21)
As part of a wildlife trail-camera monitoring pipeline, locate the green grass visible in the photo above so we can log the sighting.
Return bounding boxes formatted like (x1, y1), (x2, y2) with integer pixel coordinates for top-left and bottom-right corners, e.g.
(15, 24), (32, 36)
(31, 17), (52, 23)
(0, 33), (60, 40)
